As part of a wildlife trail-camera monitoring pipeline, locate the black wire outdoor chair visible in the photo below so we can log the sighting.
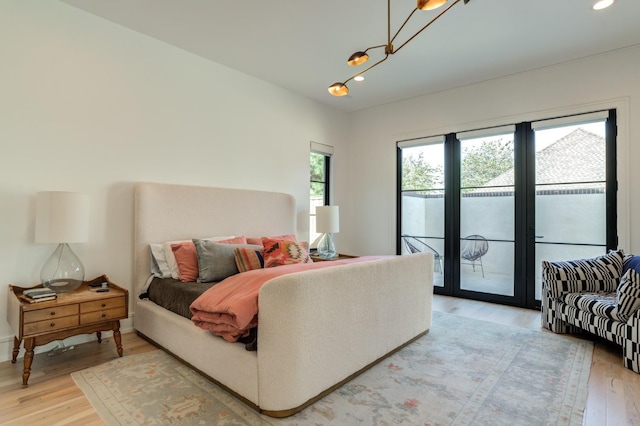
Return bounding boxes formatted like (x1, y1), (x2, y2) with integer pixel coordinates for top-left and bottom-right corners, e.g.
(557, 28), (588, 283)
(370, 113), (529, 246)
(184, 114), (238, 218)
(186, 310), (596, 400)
(460, 234), (489, 278)
(402, 235), (444, 274)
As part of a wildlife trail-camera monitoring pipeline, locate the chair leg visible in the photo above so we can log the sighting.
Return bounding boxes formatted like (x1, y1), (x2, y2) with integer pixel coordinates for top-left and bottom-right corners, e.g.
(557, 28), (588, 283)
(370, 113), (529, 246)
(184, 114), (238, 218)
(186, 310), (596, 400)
(479, 257), (484, 278)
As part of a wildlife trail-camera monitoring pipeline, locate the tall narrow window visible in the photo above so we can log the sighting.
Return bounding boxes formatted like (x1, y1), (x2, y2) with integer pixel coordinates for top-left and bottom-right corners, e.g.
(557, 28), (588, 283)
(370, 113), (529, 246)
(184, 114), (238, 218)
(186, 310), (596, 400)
(532, 112), (611, 301)
(457, 126), (516, 297)
(310, 142), (333, 247)
(398, 136), (445, 287)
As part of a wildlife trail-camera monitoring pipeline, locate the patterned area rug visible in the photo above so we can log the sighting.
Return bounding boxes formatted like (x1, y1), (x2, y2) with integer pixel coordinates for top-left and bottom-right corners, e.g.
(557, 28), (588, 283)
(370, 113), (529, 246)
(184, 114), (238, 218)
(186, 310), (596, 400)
(72, 312), (592, 425)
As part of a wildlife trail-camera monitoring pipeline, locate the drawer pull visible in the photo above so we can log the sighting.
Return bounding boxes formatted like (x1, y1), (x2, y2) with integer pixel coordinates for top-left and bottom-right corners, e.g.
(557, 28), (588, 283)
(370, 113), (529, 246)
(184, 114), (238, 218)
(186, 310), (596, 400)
(101, 303), (106, 308)
(50, 312), (56, 316)
(101, 313), (106, 318)
(50, 323), (55, 327)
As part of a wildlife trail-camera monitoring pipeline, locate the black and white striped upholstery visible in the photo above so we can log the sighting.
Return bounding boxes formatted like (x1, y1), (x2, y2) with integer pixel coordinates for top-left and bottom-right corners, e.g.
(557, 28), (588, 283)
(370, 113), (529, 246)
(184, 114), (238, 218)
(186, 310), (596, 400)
(541, 251), (640, 374)
(542, 250), (624, 299)
(617, 269), (640, 322)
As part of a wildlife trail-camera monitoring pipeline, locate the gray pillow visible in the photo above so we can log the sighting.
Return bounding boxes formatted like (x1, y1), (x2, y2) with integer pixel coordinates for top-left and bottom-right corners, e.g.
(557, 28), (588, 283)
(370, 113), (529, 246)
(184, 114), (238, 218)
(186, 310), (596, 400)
(193, 239), (262, 283)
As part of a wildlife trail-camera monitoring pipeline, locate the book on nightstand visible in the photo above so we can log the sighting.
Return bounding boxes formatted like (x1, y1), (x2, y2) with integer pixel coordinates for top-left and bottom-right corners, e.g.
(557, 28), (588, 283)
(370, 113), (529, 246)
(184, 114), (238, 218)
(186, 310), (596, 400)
(19, 294), (57, 303)
(20, 288), (57, 303)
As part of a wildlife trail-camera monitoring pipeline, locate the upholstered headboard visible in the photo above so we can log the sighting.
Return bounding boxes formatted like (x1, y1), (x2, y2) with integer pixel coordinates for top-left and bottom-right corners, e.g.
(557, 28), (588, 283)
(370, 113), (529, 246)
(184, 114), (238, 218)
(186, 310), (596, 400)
(134, 182), (296, 296)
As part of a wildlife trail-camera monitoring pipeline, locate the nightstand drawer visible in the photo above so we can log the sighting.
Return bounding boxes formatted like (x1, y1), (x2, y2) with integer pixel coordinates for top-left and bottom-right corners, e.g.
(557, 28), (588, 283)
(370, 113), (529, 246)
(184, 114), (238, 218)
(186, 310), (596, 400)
(23, 315), (79, 335)
(80, 307), (126, 324)
(81, 297), (125, 313)
(23, 304), (79, 324)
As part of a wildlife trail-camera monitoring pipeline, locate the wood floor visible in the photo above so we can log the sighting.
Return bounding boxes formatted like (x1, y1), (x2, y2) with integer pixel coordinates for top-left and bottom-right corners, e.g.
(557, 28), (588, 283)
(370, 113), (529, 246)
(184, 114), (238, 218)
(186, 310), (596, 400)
(1, 295), (639, 425)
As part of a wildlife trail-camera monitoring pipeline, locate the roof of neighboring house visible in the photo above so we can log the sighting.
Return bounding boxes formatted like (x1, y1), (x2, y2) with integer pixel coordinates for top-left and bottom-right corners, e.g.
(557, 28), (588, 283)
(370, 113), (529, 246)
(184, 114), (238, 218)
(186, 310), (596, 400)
(484, 128), (605, 189)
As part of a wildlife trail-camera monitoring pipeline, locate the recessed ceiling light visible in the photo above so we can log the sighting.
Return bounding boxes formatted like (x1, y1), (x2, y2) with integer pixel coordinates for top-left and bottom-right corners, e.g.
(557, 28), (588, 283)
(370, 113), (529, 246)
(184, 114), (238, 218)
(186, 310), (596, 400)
(593, 0), (614, 10)
(354, 75), (365, 82)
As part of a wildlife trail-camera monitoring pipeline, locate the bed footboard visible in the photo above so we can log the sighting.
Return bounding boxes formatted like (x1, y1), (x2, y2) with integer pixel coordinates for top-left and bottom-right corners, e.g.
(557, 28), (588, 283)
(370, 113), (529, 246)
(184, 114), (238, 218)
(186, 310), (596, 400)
(257, 253), (433, 415)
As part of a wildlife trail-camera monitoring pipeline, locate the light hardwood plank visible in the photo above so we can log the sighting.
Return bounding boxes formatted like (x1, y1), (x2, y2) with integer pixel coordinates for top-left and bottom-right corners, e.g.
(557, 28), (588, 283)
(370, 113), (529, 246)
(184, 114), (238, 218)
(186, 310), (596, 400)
(0, 296), (638, 425)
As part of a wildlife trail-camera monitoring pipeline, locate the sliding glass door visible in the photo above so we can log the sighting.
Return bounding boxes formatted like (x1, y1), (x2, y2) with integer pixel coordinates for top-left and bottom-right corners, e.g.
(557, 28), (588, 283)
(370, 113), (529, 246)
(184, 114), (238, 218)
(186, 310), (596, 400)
(532, 114), (612, 303)
(398, 137), (445, 288)
(458, 128), (515, 298)
(398, 110), (617, 309)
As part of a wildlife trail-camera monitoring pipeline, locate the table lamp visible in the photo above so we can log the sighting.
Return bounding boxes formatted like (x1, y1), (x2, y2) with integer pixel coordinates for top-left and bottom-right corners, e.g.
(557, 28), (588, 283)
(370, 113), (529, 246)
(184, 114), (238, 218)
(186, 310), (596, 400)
(315, 205), (339, 259)
(35, 191), (90, 293)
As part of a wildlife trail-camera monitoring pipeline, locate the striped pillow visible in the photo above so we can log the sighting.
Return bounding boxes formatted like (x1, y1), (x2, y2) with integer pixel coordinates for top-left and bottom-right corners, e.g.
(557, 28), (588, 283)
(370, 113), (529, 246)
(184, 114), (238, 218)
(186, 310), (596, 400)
(617, 268), (640, 322)
(542, 250), (624, 299)
(234, 247), (265, 272)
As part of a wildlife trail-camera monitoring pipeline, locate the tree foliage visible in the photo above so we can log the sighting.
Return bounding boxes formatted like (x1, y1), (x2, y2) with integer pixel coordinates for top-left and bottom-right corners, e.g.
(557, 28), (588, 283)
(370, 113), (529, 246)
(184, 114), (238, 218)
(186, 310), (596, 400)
(461, 138), (513, 189)
(310, 152), (325, 196)
(402, 151), (443, 190)
(401, 139), (514, 191)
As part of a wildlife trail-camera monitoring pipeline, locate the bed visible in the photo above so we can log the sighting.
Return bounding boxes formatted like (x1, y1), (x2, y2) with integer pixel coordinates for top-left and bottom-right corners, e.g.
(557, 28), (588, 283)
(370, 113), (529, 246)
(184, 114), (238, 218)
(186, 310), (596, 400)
(133, 182), (434, 417)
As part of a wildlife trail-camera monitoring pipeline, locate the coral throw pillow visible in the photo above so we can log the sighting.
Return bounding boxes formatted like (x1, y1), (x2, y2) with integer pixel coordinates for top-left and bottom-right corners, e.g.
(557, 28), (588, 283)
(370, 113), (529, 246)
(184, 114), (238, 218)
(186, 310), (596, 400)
(171, 242), (199, 282)
(216, 236), (248, 245)
(262, 237), (310, 268)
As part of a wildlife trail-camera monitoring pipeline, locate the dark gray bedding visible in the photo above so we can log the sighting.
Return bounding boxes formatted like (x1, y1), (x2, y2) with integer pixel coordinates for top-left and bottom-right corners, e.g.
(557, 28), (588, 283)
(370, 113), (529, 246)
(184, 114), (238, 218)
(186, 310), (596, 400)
(146, 277), (216, 319)
(143, 276), (258, 351)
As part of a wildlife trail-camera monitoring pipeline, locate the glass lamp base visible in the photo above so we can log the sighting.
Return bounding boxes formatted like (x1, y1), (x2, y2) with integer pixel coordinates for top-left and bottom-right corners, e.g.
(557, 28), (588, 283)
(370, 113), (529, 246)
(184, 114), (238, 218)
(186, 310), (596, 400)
(41, 243), (85, 293)
(317, 233), (337, 259)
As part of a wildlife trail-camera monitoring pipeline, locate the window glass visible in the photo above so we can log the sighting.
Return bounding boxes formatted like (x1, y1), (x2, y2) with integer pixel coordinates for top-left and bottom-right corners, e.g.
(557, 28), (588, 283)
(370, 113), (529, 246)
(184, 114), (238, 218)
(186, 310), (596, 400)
(310, 152), (330, 246)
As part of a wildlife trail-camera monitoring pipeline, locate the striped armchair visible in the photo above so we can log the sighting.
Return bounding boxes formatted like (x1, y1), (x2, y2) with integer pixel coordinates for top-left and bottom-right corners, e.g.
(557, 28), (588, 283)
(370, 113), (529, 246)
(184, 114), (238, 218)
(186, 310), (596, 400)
(541, 250), (640, 373)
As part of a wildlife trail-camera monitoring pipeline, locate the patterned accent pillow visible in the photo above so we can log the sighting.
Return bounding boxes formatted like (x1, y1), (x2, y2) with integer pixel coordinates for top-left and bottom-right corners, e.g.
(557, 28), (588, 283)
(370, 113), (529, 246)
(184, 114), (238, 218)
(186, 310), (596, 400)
(262, 238), (310, 268)
(542, 250), (624, 300)
(617, 268), (640, 322)
(234, 247), (265, 272)
(246, 234), (296, 245)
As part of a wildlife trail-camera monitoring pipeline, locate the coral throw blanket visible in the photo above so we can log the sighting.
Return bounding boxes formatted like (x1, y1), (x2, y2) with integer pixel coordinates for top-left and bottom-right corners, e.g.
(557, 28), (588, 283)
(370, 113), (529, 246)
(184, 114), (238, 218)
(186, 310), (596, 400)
(190, 256), (379, 342)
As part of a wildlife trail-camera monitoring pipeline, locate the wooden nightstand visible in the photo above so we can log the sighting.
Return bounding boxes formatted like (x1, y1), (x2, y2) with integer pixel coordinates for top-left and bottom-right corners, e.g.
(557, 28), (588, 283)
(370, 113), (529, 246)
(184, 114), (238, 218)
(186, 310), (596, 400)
(310, 253), (358, 262)
(7, 275), (128, 385)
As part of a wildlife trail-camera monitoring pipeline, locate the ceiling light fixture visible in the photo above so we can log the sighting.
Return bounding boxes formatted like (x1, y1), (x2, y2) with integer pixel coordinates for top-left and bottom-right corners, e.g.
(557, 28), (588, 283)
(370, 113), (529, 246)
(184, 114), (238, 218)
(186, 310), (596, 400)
(328, 0), (471, 97)
(592, 0), (614, 10)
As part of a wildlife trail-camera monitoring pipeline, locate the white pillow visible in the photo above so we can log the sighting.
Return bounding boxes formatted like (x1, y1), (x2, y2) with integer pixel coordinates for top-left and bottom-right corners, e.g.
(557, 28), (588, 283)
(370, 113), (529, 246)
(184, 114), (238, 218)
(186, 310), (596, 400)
(150, 243), (171, 278)
(162, 236), (235, 279)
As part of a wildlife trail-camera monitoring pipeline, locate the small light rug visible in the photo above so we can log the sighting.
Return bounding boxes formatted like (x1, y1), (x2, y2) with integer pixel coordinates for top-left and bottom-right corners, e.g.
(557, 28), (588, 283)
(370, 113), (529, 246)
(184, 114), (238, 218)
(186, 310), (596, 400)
(72, 312), (592, 425)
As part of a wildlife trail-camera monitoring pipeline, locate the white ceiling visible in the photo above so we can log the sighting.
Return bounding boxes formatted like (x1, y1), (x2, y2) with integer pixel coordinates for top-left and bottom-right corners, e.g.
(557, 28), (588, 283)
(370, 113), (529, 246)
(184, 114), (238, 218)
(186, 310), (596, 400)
(60, 0), (640, 113)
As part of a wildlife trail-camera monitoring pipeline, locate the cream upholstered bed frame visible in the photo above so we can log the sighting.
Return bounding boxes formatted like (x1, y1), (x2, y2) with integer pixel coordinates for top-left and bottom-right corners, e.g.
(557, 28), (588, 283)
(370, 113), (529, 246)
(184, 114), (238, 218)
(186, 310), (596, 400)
(133, 182), (433, 417)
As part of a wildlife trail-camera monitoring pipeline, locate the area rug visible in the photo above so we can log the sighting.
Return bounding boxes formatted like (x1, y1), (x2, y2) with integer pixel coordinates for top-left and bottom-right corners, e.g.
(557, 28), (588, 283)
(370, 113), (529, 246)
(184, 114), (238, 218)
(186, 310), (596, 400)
(72, 312), (592, 425)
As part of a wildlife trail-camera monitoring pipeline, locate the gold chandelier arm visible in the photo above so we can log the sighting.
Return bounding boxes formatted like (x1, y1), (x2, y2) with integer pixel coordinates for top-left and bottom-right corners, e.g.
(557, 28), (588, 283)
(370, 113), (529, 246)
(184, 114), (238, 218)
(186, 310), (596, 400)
(363, 44), (388, 53)
(394, 0), (462, 55)
(342, 54), (390, 85)
(390, 8), (420, 47)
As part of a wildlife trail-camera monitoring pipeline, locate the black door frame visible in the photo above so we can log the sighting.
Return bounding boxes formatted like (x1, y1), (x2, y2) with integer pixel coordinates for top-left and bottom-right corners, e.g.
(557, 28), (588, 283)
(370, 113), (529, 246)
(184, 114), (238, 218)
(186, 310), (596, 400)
(397, 109), (618, 310)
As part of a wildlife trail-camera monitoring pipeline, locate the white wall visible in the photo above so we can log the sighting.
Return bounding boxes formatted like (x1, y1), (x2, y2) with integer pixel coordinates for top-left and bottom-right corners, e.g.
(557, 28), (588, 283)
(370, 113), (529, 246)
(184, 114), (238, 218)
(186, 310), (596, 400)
(0, 1), (350, 360)
(344, 45), (639, 257)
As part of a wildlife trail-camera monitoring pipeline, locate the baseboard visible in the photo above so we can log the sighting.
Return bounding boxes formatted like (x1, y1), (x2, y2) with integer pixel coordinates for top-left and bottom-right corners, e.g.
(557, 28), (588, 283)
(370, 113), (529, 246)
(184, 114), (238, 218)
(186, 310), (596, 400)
(0, 315), (134, 363)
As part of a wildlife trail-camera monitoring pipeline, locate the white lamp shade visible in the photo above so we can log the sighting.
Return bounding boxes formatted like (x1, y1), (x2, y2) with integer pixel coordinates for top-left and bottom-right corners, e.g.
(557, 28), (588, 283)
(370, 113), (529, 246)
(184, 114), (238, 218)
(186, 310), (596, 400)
(316, 205), (339, 234)
(35, 192), (90, 243)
